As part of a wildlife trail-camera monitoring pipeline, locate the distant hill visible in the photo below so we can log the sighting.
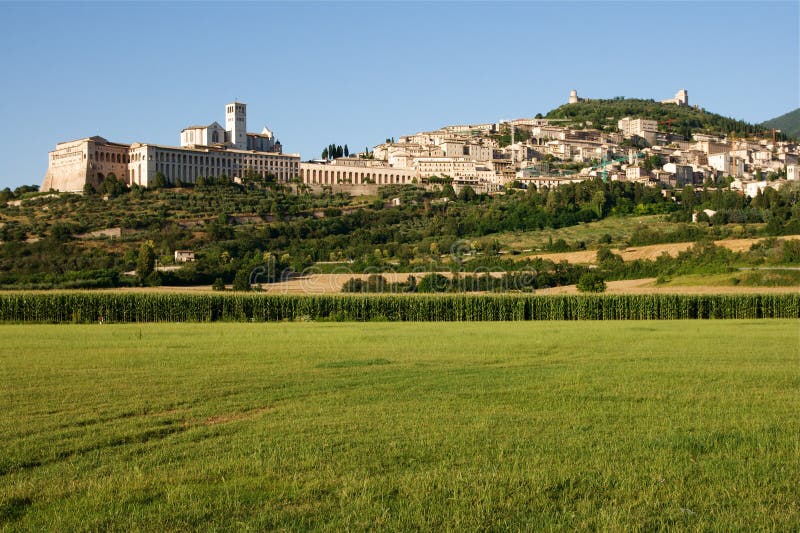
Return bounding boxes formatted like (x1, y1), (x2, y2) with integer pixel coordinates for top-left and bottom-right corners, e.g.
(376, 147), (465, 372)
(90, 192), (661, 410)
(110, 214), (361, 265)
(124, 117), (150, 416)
(545, 98), (776, 140)
(761, 108), (800, 139)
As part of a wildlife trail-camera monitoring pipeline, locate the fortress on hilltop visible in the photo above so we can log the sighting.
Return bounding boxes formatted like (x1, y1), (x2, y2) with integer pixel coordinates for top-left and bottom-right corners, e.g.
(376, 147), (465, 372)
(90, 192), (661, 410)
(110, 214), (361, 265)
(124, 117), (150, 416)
(568, 88), (688, 106)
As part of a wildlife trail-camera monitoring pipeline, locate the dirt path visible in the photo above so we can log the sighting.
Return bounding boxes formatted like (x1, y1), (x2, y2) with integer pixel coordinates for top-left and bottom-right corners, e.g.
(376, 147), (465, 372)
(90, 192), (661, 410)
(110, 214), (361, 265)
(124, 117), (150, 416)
(536, 278), (800, 295)
(91, 273), (799, 296)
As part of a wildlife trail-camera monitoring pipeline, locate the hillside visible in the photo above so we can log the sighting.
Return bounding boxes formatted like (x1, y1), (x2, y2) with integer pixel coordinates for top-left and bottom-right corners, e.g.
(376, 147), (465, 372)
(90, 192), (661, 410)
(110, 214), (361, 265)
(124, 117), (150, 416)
(1, 179), (799, 291)
(762, 108), (800, 139)
(546, 98), (781, 141)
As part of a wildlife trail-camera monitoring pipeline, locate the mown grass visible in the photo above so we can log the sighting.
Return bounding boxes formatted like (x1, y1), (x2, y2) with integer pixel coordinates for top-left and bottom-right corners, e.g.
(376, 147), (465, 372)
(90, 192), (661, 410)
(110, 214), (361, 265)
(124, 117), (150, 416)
(1, 321), (798, 530)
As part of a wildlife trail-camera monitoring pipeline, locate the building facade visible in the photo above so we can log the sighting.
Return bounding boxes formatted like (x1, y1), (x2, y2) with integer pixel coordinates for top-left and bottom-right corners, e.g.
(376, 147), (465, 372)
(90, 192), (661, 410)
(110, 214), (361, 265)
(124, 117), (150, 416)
(707, 152), (745, 178)
(42, 137), (132, 192)
(617, 117), (658, 138)
(786, 164), (798, 181)
(300, 162), (416, 185)
(128, 143), (299, 187)
(661, 89), (689, 106)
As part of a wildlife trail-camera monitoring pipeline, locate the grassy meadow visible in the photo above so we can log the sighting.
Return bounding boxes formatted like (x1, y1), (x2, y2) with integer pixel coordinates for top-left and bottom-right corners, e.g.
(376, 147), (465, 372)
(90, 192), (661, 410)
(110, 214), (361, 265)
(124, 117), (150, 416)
(494, 214), (679, 251)
(1, 321), (798, 530)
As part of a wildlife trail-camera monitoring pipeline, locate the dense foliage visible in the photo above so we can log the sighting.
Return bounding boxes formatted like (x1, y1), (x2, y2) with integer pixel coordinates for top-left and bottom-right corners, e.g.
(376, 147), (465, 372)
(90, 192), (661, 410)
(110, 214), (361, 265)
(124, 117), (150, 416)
(761, 107), (800, 139)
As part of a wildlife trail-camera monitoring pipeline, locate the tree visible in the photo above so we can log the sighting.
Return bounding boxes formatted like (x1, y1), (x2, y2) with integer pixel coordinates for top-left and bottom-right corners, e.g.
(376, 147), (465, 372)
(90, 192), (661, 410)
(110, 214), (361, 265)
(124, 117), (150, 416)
(597, 247), (623, 269)
(321, 147), (328, 160)
(591, 190), (607, 218)
(100, 173), (125, 197)
(406, 275), (417, 293)
(151, 172), (167, 189)
(627, 135), (650, 149)
(417, 273), (450, 293)
(232, 268), (251, 291)
(458, 186), (477, 202)
(49, 223), (73, 242)
(441, 183), (456, 200)
(344, 144), (349, 157)
(212, 277), (226, 291)
(136, 241), (156, 278)
(643, 155), (662, 172)
(13, 184), (38, 196)
(682, 185), (696, 211)
(577, 272), (606, 293)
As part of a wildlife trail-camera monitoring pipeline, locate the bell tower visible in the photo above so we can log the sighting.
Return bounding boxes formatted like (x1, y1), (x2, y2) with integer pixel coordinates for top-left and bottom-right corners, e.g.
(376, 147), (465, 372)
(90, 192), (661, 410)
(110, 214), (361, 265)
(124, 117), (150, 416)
(225, 102), (247, 149)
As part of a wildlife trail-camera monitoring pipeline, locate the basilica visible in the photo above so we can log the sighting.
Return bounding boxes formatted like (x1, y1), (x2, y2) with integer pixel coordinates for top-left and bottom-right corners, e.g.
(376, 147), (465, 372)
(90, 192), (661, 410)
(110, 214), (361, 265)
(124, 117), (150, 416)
(42, 102), (299, 192)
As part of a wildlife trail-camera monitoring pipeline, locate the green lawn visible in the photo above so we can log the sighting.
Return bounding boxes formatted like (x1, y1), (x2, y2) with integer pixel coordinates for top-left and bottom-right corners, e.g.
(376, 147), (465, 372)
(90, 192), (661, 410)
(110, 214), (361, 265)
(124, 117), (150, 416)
(1, 322), (798, 530)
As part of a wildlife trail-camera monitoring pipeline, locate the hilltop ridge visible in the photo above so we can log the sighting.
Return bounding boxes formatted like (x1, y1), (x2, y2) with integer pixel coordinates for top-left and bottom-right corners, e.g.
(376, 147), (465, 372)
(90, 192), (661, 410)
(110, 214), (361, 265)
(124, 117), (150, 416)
(546, 98), (780, 141)
(761, 108), (800, 139)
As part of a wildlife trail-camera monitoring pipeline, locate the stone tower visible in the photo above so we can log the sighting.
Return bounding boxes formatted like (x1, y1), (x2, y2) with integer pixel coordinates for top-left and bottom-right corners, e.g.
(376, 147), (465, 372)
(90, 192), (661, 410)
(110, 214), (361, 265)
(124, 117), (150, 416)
(225, 101), (247, 149)
(569, 90), (579, 104)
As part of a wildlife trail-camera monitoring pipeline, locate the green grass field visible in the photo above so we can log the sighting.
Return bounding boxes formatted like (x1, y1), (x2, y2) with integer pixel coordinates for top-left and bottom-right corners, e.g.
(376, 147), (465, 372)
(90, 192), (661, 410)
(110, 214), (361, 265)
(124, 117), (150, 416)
(1, 322), (798, 530)
(495, 214), (674, 251)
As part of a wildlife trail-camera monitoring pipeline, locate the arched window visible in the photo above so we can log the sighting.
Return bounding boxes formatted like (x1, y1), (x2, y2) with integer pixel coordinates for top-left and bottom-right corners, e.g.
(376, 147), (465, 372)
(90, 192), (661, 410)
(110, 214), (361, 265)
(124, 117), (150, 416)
(212, 130), (218, 143)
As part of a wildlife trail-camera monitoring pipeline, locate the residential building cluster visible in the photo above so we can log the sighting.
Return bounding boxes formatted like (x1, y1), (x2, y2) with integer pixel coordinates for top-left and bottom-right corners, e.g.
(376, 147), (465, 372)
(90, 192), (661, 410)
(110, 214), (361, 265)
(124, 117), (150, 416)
(306, 89), (796, 197)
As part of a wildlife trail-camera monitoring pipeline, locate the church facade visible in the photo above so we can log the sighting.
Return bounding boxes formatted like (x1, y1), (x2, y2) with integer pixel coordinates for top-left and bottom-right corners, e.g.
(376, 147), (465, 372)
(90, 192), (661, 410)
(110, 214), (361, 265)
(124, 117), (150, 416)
(42, 102), (299, 192)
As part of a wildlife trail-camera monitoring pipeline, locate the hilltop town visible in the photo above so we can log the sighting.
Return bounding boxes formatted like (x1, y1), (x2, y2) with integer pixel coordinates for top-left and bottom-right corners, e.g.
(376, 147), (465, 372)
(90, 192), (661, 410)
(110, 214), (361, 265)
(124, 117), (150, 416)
(41, 89), (799, 200)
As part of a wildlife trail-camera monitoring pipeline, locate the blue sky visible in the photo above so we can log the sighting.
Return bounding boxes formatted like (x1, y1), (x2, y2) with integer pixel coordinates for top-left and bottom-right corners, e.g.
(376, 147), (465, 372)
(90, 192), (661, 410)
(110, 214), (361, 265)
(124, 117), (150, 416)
(0, 1), (798, 189)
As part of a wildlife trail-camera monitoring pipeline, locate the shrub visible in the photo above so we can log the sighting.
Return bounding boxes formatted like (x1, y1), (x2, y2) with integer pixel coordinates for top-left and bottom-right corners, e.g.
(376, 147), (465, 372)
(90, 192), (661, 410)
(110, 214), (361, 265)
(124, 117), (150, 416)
(781, 239), (800, 263)
(577, 272), (607, 293)
(417, 273), (451, 293)
(232, 269), (251, 292)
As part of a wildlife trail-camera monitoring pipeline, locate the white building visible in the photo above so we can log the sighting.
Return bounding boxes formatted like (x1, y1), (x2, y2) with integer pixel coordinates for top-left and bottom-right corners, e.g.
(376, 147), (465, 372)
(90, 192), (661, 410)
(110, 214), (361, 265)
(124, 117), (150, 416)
(414, 157), (482, 179)
(625, 166), (650, 182)
(787, 164), (799, 181)
(181, 102), (281, 153)
(618, 117), (658, 139)
(708, 152), (745, 178)
(661, 89), (689, 106)
(300, 162), (416, 186)
(127, 143), (299, 187)
(180, 122), (226, 147)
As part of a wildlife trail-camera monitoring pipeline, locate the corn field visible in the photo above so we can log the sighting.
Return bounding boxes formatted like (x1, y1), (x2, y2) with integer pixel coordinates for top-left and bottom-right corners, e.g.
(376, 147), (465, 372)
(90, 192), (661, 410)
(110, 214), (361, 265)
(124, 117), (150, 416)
(0, 293), (797, 323)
